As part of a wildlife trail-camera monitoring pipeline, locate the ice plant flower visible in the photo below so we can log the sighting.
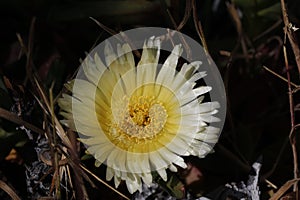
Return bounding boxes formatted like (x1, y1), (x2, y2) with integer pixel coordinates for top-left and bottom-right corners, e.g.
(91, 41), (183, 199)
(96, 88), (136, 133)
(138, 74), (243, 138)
(58, 37), (220, 194)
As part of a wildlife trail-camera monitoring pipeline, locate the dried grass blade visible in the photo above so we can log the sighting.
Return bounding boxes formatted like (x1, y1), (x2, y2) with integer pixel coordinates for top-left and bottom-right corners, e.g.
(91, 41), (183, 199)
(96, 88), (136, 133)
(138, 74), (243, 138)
(270, 178), (300, 200)
(80, 164), (130, 200)
(281, 0), (300, 74)
(177, 0), (192, 31)
(192, 0), (209, 56)
(0, 107), (44, 135)
(33, 77), (73, 150)
(263, 66), (299, 88)
(49, 84), (61, 198)
(0, 180), (21, 200)
(90, 17), (141, 58)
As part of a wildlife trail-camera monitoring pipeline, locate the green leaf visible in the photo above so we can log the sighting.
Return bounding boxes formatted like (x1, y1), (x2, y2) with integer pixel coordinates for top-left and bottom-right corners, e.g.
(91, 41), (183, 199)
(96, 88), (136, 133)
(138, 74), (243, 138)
(153, 171), (185, 199)
(81, 153), (94, 161)
(257, 3), (281, 19)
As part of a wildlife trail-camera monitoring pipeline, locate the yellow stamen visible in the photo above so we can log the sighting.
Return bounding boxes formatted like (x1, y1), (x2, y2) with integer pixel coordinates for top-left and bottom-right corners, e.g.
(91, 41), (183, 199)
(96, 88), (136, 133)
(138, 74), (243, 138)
(98, 83), (181, 152)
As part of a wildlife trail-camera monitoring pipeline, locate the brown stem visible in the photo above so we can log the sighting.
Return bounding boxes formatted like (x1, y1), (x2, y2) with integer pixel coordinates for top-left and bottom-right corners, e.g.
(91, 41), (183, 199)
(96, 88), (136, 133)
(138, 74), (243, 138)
(173, 0), (192, 31)
(80, 164), (130, 200)
(0, 107), (44, 135)
(263, 66), (299, 88)
(281, 0), (300, 74)
(0, 180), (21, 200)
(68, 129), (90, 200)
(281, 0), (299, 193)
(165, 1), (192, 60)
(191, 0), (209, 56)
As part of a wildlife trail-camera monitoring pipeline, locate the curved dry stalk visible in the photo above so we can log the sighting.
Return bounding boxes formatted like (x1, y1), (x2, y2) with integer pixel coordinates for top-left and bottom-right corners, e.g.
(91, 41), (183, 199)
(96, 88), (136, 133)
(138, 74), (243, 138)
(33, 77), (73, 151)
(89, 17), (141, 58)
(281, 0), (299, 194)
(0, 180), (21, 200)
(80, 164), (130, 200)
(270, 178), (300, 200)
(0, 107), (44, 135)
(281, 0), (300, 74)
(176, 0), (192, 31)
(263, 66), (299, 88)
(192, 0), (209, 56)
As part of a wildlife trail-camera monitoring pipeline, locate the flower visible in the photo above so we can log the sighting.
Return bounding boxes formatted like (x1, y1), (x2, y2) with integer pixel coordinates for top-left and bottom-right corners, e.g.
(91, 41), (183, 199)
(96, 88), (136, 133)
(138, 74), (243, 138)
(58, 37), (220, 194)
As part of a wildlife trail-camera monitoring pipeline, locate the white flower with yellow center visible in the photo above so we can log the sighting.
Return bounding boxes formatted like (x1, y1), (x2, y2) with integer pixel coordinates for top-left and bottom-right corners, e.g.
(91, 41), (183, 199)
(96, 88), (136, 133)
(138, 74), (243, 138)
(58, 36), (220, 194)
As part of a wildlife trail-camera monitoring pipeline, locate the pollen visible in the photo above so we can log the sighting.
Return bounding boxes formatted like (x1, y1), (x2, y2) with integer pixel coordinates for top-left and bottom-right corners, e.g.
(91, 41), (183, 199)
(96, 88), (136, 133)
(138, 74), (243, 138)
(118, 95), (168, 139)
(129, 96), (155, 126)
(103, 83), (180, 152)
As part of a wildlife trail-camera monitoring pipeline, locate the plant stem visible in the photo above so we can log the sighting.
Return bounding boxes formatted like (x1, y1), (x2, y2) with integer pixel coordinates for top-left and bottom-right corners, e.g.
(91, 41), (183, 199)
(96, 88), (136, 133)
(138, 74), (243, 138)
(281, 0), (299, 195)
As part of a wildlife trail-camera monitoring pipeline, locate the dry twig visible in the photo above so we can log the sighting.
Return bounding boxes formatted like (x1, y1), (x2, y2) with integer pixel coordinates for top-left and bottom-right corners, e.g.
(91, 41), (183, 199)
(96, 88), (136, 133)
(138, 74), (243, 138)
(192, 0), (209, 56)
(0, 107), (44, 135)
(281, 0), (300, 74)
(270, 178), (300, 200)
(0, 180), (21, 200)
(280, 0), (299, 195)
(263, 66), (299, 88)
(80, 164), (130, 200)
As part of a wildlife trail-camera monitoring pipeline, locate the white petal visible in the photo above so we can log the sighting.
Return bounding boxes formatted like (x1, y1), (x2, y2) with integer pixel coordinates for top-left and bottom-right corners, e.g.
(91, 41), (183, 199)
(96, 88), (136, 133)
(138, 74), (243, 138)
(195, 133), (219, 143)
(82, 53), (106, 86)
(114, 175), (121, 188)
(114, 150), (127, 173)
(106, 167), (114, 181)
(203, 126), (220, 134)
(141, 173), (152, 186)
(157, 168), (167, 181)
(199, 101), (220, 113)
(158, 148), (187, 169)
(181, 61), (202, 79)
(104, 41), (117, 66)
(126, 153), (143, 174)
(126, 173), (141, 194)
(137, 37), (160, 83)
(117, 44), (125, 64)
(188, 71), (207, 83)
(93, 144), (114, 164)
(119, 67), (137, 95)
(94, 160), (101, 167)
(59, 111), (73, 121)
(165, 136), (191, 156)
(169, 164), (178, 172)
(94, 53), (106, 73)
(64, 80), (74, 92)
(57, 94), (72, 113)
(60, 119), (75, 129)
(149, 152), (168, 172)
(156, 44), (182, 85)
(190, 141), (214, 157)
(193, 86), (212, 97)
(72, 79), (97, 101)
(171, 71), (189, 92)
(73, 120), (102, 137)
(138, 153), (151, 173)
(200, 114), (220, 123)
(162, 44), (182, 70)
(139, 37), (160, 65)
(122, 43), (135, 67)
(106, 148), (119, 168)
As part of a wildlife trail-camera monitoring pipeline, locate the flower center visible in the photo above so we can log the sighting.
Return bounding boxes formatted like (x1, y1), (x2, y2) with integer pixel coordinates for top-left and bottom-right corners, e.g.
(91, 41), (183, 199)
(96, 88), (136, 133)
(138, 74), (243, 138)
(129, 96), (152, 126)
(105, 83), (180, 153)
(116, 95), (168, 139)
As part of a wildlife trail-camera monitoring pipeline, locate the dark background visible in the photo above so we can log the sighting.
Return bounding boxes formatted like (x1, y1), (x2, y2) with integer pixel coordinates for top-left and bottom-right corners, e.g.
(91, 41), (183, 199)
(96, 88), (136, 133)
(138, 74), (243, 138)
(0, 0), (299, 199)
